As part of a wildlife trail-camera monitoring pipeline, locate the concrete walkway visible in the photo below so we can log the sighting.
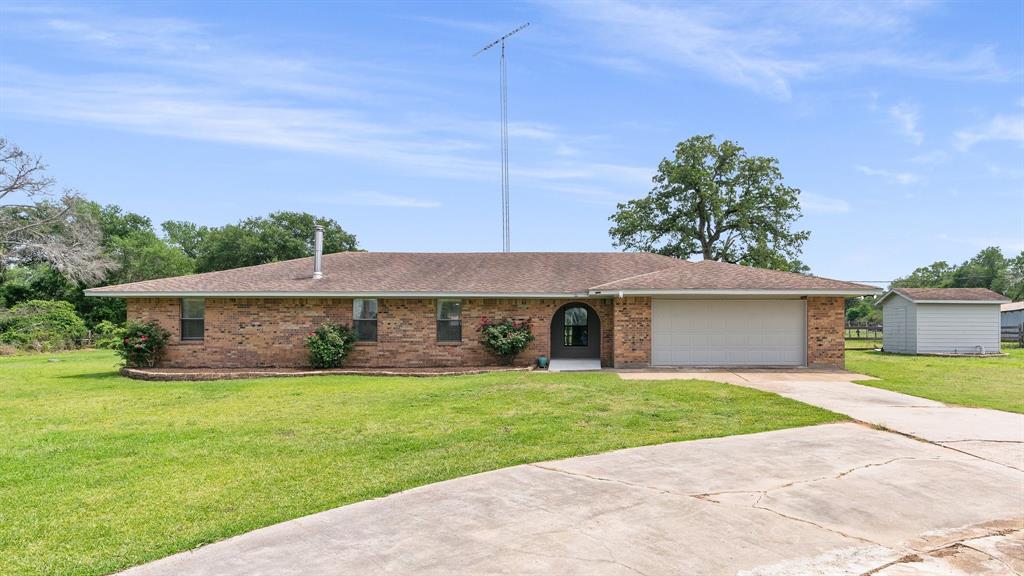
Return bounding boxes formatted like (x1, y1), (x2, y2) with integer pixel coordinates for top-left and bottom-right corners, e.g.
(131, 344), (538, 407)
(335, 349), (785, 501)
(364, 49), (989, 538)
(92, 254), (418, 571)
(120, 374), (1024, 576)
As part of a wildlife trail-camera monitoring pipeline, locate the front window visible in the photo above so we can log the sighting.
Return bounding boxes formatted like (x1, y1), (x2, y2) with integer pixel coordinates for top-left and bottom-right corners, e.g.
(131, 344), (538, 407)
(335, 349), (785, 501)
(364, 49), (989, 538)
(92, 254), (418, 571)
(437, 299), (462, 342)
(563, 306), (588, 347)
(181, 298), (204, 341)
(353, 299), (378, 341)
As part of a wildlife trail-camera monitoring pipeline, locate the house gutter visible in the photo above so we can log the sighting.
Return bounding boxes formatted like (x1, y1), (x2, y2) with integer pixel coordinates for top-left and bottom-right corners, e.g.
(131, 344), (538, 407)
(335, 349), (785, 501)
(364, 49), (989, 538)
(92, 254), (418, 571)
(589, 288), (882, 297)
(82, 290), (597, 299)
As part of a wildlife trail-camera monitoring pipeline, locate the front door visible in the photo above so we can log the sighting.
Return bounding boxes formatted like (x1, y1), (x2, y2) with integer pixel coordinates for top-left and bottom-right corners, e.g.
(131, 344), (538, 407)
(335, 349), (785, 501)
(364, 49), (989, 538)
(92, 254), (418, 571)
(550, 303), (601, 359)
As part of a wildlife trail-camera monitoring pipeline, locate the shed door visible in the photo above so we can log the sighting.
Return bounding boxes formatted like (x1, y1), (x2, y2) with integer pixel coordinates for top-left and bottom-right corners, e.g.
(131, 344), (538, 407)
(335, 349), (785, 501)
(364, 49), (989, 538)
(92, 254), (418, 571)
(652, 300), (806, 366)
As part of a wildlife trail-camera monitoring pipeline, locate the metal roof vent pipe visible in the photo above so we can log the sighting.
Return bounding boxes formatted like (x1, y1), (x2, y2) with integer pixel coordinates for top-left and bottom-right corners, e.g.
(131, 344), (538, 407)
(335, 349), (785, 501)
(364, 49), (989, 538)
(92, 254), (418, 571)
(312, 224), (324, 279)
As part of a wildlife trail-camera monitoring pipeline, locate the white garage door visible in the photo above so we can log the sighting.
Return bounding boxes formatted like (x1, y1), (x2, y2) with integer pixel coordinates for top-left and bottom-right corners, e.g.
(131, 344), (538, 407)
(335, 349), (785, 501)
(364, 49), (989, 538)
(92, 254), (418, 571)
(652, 300), (806, 366)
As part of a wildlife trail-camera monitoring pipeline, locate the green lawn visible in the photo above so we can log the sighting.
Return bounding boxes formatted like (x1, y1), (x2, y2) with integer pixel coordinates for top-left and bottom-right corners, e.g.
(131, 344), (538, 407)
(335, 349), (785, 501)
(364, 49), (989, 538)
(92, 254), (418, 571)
(845, 338), (882, 350)
(0, 350), (842, 576)
(847, 347), (1024, 413)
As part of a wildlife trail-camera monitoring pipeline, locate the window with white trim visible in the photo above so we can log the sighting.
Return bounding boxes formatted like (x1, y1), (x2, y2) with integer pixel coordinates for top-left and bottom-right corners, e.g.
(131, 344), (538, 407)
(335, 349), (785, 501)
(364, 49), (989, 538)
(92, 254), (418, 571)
(353, 299), (378, 341)
(436, 299), (462, 342)
(180, 298), (204, 341)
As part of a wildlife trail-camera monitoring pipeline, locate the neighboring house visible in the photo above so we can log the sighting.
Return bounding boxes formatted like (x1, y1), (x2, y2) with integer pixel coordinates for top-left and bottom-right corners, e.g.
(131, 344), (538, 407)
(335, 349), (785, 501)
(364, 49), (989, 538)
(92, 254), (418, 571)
(1001, 301), (1024, 327)
(86, 250), (878, 369)
(876, 288), (1009, 355)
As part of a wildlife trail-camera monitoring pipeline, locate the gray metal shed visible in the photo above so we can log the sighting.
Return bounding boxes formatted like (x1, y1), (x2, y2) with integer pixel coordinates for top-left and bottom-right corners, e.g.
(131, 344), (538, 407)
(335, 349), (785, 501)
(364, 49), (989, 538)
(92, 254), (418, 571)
(1002, 301), (1024, 327)
(877, 288), (1008, 355)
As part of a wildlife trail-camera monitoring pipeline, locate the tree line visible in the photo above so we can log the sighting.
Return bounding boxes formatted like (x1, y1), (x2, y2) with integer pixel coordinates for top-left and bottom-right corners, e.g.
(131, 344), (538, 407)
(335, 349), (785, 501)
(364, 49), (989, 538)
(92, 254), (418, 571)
(0, 138), (359, 330)
(845, 247), (1023, 324)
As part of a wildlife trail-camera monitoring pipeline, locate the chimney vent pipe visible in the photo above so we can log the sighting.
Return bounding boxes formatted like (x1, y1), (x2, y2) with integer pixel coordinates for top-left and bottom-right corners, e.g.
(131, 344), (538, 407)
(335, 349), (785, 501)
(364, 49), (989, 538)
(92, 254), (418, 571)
(313, 224), (324, 279)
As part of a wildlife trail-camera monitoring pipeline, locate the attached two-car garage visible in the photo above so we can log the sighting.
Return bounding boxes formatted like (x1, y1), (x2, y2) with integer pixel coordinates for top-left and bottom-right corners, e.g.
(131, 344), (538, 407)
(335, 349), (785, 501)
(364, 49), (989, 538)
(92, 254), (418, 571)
(651, 299), (807, 366)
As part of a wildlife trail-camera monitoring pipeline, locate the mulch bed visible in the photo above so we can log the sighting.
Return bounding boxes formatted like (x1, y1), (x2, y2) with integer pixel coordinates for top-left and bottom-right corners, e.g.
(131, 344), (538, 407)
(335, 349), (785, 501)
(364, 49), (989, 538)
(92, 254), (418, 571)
(121, 365), (534, 381)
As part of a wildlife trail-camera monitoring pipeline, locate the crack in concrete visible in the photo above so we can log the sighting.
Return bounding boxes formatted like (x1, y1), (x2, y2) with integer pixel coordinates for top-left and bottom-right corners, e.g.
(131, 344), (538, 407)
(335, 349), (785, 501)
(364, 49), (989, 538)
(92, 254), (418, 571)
(532, 437), (1022, 575)
(849, 420), (1024, 474)
(749, 491), (883, 547)
(860, 553), (924, 575)
(529, 463), (687, 499)
(940, 439), (1024, 444)
(955, 542), (1023, 576)
(693, 456), (930, 502)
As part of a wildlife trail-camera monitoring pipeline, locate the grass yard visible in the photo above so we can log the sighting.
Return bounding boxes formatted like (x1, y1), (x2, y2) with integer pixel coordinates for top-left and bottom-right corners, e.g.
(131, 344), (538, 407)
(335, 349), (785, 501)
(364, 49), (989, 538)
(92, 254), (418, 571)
(0, 350), (842, 576)
(845, 338), (882, 350)
(847, 347), (1024, 413)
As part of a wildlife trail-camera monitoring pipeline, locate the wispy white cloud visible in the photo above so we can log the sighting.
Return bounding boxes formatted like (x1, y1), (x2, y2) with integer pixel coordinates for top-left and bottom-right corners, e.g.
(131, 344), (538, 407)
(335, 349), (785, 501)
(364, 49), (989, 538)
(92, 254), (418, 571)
(954, 113), (1024, 150)
(802, 193), (850, 214)
(0, 8), (653, 197)
(856, 165), (924, 185)
(550, 2), (814, 100)
(551, 1), (1012, 100)
(888, 101), (923, 145)
(315, 192), (441, 209)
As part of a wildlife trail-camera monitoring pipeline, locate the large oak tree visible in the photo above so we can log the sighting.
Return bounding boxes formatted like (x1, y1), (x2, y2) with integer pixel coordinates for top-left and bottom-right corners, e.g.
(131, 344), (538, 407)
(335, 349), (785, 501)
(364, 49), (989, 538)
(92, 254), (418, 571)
(609, 134), (810, 272)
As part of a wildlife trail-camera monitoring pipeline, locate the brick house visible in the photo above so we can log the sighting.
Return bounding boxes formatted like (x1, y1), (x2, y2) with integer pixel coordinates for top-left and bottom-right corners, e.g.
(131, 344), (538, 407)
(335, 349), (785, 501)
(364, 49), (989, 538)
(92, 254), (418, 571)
(86, 250), (878, 369)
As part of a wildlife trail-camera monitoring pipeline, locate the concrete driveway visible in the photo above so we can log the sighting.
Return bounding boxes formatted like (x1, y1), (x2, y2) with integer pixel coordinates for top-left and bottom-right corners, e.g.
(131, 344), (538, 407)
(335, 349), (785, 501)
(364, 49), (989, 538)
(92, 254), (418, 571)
(121, 374), (1024, 576)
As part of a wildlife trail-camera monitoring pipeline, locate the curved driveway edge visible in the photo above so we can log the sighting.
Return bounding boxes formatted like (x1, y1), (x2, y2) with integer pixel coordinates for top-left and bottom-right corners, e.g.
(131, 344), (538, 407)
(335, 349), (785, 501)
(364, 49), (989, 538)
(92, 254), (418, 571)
(119, 419), (1023, 576)
(622, 370), (1024, 471)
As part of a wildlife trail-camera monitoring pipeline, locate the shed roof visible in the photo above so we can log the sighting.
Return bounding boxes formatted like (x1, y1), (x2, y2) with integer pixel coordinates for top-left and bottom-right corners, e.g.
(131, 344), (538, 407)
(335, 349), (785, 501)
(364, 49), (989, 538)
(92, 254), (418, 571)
(1001, 301), (1024, 312)
(877, 287), (1010, 306)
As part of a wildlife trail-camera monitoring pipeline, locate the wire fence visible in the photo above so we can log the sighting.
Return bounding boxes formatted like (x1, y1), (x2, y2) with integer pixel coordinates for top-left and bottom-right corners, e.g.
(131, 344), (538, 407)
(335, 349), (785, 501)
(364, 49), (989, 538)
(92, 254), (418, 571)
(845, 322), (883, 350)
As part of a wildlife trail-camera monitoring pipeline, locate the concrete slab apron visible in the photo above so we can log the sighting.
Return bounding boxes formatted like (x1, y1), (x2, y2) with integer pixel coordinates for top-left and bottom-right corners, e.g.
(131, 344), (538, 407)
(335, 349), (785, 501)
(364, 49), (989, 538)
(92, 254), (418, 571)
(677, 372), (1024, 472)
(119, 423), (1023, 576)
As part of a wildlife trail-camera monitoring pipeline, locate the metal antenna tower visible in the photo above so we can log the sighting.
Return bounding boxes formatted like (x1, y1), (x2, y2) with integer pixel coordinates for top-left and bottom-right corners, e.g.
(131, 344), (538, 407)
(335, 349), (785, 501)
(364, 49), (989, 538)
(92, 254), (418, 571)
(474, 22), (529, 252)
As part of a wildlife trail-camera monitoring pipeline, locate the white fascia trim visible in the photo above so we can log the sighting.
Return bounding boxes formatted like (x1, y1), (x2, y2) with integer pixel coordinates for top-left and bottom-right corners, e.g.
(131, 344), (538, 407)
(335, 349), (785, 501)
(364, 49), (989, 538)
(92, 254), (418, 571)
(82, 290), (595, 299)
(913, 300), (1008, 304)
(589, 288), (882, 297)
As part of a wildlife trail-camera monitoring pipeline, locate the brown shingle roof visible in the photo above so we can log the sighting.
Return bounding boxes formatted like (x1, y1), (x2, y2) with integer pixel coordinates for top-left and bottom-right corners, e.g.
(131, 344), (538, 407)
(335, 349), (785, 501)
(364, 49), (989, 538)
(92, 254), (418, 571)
(890, 287), (1010, 302)
(85, 252), (878, 296)
(590, 259), (876, 292)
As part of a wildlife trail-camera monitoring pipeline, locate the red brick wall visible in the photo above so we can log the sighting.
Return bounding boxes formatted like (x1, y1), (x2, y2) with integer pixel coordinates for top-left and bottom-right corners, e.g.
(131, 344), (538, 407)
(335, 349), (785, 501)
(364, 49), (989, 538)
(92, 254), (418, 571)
(127, 297), (614, 368)
(612, 296), (651, 368)
(806, 296), (845, 369)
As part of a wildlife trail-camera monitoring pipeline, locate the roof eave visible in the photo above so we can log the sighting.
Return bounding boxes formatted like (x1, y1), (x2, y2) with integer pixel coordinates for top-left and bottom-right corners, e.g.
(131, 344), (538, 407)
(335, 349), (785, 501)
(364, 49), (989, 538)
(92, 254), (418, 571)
(83, 290), (597, 299)
(590, 288), (882, 297)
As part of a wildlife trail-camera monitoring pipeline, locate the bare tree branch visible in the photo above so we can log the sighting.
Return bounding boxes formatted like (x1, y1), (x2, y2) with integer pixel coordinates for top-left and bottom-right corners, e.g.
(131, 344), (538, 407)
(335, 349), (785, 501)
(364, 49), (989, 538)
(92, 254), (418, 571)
(0, 138), (113, 284)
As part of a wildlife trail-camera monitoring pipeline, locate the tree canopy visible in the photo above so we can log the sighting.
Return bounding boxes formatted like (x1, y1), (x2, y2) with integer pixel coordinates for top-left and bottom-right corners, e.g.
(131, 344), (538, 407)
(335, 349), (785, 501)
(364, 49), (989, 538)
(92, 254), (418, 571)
(609, 134), (810, 272)
(167, 211), (359, 273)
(891, 246), (1023, 300)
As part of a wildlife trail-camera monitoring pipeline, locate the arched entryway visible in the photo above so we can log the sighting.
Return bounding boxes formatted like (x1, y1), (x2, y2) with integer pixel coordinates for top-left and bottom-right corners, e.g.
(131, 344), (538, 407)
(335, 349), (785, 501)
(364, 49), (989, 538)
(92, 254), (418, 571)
(550, 302), (601, 359)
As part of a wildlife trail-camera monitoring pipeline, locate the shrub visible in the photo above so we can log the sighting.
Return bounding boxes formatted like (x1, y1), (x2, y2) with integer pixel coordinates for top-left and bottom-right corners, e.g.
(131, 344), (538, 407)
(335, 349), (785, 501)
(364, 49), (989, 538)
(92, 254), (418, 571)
(116, 321), (171, 368)
(306, 323), (356, 368)
(93, 320), (127, 349)
(0, 299), (88, 351)
(478, 318), (535, 365)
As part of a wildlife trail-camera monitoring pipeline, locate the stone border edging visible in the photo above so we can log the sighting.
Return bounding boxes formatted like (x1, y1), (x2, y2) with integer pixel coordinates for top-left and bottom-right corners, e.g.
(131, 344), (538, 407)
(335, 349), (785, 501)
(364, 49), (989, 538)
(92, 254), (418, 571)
(120, 366), (534, 382)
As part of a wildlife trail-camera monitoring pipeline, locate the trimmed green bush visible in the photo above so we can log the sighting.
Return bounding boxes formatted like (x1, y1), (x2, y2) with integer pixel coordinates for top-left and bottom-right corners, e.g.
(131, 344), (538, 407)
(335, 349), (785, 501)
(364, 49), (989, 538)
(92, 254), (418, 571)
(0, 300), (88, 351)
(306, 323), (356, 368)
(478, 318), (535, 364)
(116, 321), (171, 368)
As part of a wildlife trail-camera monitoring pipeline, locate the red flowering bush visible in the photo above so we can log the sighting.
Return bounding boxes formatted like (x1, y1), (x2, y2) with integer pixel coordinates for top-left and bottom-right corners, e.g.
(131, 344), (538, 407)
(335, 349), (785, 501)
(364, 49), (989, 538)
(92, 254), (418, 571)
(478, 318), (534, 365)
(115, 321), (171, 368)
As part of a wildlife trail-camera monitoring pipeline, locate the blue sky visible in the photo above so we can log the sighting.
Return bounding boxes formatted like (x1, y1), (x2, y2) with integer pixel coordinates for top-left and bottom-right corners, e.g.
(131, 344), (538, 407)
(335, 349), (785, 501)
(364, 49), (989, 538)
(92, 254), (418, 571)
(1, 1), (1022, 284)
